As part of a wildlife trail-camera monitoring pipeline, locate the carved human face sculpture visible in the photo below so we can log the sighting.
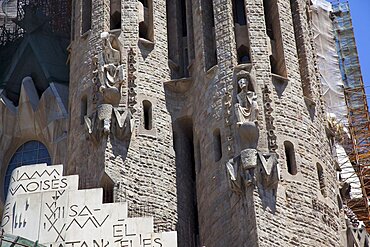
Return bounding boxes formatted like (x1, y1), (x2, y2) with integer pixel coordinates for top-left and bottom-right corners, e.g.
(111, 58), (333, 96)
(238, 77), (249, 90)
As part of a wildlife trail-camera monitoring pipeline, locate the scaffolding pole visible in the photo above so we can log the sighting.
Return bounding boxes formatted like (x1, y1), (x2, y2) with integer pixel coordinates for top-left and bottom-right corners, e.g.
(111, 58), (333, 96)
(331, 0), (370, 232)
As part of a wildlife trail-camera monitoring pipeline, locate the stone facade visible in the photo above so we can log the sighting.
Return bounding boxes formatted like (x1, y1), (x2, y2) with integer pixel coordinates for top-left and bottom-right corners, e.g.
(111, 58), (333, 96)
(67, 0), (177, 237)
(165, 0), (346, 246)
(0, 0), (366, 246)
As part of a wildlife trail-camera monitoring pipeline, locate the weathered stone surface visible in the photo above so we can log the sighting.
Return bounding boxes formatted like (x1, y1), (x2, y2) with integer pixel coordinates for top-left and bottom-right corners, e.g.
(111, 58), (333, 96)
(0, 0), (364, 246)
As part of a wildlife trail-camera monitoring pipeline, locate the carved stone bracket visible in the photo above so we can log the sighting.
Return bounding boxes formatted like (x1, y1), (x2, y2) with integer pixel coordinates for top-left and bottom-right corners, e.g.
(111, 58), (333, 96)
(226, 149), (279, 194)
(113, 107), (134, 141)
(256, 152), (279, 188)
(226, 149), (257, 193)
(98, 103), (114, 134)
(84, 111), (103, 143)
(84, 107), (133, 142)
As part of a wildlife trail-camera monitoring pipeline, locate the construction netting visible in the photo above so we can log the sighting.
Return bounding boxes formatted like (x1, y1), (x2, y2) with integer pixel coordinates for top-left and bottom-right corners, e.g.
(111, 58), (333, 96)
(312, 0), (347, 121)
(314, 0), (370, 232)
(312, 0), (362, 198)
(335, 1), (370, 232)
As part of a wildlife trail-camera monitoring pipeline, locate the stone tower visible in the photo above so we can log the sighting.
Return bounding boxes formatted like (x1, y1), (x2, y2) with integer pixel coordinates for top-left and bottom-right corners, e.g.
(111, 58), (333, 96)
(67, 0), (177, 236)
(66, 0), (345, 247)
(165, 0), (345, 246)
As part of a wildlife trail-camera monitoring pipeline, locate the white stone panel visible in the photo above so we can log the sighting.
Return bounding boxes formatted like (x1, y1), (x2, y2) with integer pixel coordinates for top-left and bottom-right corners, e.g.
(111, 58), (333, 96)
(39, 189), (70, 243)
(1, 164), (177, 247)
(1, 193), (42, 241)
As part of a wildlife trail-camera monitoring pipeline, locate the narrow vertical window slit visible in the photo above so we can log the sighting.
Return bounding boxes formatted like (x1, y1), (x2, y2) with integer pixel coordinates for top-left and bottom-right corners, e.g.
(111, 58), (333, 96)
(290, 0), (313, 99)
(263, 0), (287, 77)
(284, 141), (297, 175)
(232, 0), (251, 64)
(166, 0), (191, 78)
(138, 0), (154, 41)
(82, 0), (92, 34)
(213, 129), (222, 162)
(143, 100), (152, 130)
(317, 163), (326, 197)
(201, 0), (217, 70)
(110, 0), (122, 30)
(81, 96), (87, 125)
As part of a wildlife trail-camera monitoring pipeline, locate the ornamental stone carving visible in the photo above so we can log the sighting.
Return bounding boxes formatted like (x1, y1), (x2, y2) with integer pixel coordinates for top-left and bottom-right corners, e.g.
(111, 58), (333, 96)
(226, 149), (257, 193)
(226, 64), (280, 194)
(235, 66), (259, 150)
(262, 85), (278, 152)
(226, 149), (279, 194)
(256, 152), (279, 188)
(235, 78), (258, 125)
(86, 32), (133, 140)
(97, 32), (125, 106)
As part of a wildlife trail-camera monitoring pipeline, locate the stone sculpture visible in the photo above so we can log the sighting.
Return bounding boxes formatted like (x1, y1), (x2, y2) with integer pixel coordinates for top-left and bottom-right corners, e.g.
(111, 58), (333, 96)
(235, 68), (259, 150)
(226, 65), (280, 194)
(226, 149), (257, 194)
(326, 113), (346, 143)
(86, 32), (133, 139)
(97, 32), (125, 106)
(235, 77), (258, 125)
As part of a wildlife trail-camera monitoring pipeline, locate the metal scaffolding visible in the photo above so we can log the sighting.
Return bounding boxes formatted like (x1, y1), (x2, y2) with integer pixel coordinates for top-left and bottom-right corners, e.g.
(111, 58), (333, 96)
(331, 0), (370, 232)
(0, 230), (45, 247)
(0, 0), (70, 46)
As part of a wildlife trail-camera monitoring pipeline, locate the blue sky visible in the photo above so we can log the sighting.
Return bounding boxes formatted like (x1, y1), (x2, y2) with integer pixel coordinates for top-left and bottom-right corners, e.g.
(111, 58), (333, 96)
(349, 1), (370, 93)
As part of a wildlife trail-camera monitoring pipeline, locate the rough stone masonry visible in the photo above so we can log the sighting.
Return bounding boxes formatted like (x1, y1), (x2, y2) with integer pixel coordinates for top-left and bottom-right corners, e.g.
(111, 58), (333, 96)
(0, 0), (362, 246)
(58, 0), (350, 246)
